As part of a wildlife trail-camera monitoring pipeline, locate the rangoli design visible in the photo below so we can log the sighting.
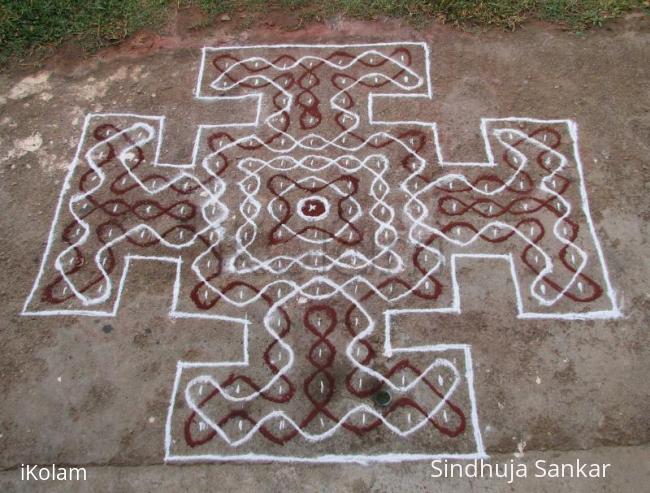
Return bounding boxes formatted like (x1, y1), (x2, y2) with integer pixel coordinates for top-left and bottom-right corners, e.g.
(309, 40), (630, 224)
(23, 43), (619, 463)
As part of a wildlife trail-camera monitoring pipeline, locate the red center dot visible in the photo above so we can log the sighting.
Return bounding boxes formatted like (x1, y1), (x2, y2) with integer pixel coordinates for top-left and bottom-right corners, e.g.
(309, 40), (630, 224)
(300, 198), (327, 218)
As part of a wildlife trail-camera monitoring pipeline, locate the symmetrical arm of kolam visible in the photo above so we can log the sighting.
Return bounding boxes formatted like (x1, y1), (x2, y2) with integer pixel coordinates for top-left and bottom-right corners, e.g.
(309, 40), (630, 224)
(22, 43), (619, 463)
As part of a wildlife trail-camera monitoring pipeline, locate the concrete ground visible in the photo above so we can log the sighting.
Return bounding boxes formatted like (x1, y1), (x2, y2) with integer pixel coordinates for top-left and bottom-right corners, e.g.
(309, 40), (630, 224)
(0, 11), (648, 493)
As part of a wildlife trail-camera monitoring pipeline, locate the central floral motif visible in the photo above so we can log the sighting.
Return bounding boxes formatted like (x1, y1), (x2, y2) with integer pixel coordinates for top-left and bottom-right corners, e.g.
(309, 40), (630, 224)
(230, 155), (402, 276)
(297, 195), (329, 221)
(268, 174), (361, 245)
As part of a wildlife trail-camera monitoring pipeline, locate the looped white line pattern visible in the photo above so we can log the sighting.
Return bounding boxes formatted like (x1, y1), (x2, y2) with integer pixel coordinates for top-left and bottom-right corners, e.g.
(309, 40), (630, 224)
(23, 43), (619, 464)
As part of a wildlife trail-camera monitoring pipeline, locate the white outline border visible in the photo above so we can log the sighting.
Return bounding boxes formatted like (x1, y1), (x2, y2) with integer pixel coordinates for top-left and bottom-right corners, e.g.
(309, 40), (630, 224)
(20, 42), (623, 465)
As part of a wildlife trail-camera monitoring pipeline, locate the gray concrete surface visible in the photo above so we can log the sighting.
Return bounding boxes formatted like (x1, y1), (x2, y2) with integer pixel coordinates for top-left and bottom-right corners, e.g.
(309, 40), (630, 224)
(0, 445), (649, 492)
(0, 11), (648, 492)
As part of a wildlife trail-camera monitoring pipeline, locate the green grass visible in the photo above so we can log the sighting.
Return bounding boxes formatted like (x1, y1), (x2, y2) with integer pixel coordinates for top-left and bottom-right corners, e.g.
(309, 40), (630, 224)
(323, 0), (645, 29)
(0, 0), (169, 64)
(1, 0), (646, 66)
(537, 0), (643, 27)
